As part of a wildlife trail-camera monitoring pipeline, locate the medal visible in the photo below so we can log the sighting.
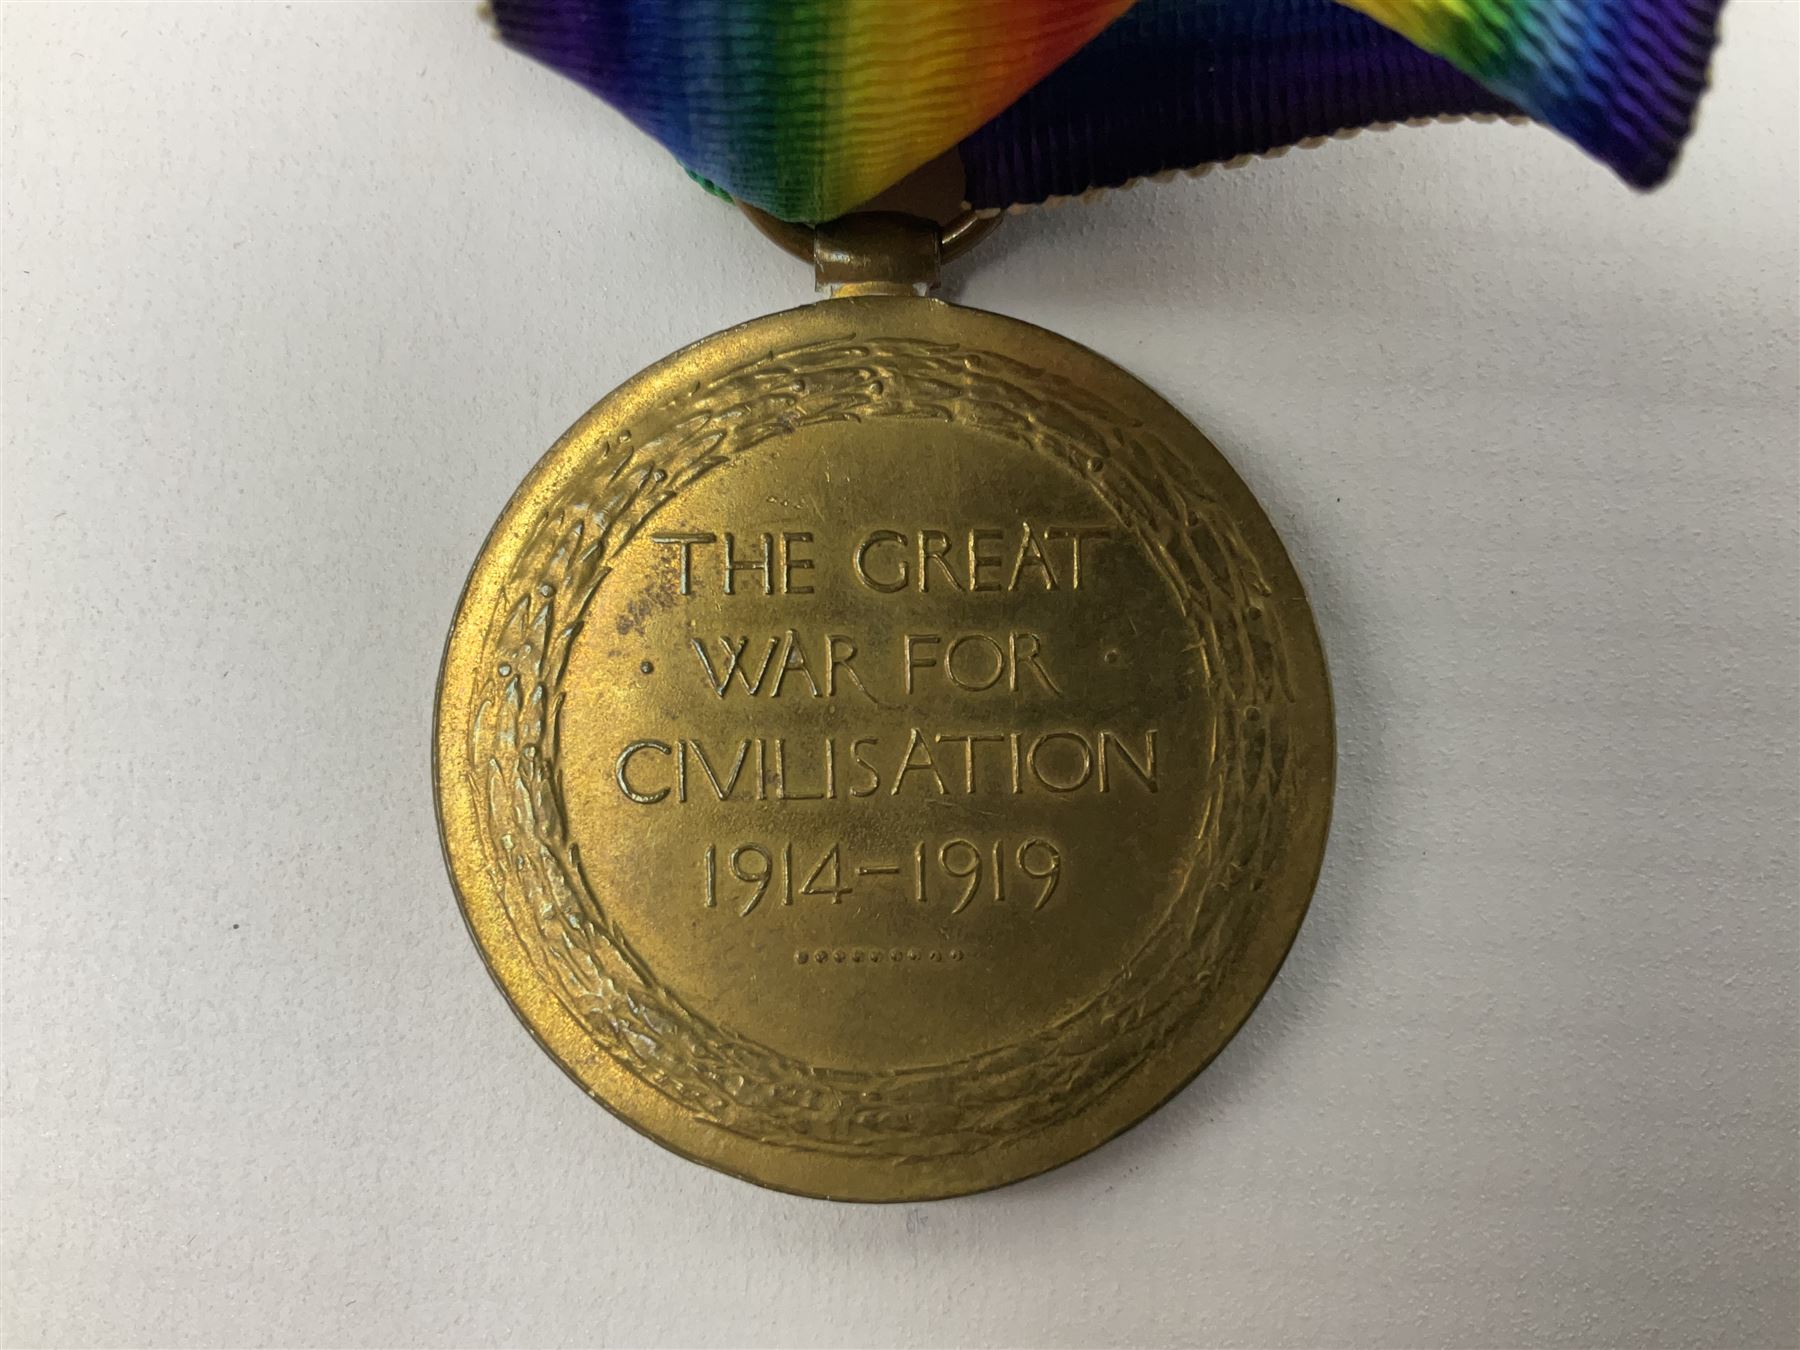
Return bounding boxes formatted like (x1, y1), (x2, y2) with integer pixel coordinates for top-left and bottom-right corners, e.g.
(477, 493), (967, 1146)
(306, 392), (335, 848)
(438, 222), (1333, 1200)
(438, 0), (1726, 1199)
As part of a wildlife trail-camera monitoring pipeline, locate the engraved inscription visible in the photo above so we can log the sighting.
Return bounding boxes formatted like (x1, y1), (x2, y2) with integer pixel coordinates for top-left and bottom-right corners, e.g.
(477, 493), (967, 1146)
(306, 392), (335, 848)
(615, 517), (1150, 943)
(846, 523), (1108, 593)
(615, 730), (1155, 803)
(701, 837), (1062, 915)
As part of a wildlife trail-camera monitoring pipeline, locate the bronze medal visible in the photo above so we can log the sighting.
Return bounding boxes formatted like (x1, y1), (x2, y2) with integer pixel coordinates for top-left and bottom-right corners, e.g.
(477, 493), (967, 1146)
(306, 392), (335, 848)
(435, 219), (1334, 1199)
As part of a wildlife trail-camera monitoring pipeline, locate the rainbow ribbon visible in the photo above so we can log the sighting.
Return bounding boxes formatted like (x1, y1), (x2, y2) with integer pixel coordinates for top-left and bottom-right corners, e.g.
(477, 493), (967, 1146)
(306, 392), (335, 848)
(492, 0), (1727, 221)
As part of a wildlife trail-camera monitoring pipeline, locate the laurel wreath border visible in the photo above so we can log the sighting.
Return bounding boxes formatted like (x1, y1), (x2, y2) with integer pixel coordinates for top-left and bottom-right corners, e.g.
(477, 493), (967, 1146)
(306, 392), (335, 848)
(461, 332), (1300, 1161)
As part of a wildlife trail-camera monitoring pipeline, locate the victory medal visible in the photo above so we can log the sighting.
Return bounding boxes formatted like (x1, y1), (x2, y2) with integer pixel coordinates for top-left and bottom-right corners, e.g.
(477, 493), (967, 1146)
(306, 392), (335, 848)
(435, 219), (1334, 1201)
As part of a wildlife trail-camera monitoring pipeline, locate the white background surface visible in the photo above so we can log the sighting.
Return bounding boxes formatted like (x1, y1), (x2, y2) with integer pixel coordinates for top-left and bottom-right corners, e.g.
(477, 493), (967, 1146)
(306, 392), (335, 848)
(4, 3), (1797, 1347)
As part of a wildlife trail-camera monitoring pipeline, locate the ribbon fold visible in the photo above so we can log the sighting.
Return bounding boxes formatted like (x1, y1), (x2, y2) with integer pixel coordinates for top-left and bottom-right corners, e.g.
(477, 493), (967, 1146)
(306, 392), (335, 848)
(492, 0), (1727, 221)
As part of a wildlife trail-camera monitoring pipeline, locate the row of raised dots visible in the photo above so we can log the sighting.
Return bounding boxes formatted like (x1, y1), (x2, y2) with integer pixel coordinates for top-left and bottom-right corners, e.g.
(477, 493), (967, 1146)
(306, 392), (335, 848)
(796, 948), (964, 965)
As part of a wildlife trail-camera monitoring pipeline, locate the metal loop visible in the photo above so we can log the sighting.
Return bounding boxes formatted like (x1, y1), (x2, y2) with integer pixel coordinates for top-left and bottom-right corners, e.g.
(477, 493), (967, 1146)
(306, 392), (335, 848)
(938, 210), (1004, 263)
(737, 202), (1002, 271)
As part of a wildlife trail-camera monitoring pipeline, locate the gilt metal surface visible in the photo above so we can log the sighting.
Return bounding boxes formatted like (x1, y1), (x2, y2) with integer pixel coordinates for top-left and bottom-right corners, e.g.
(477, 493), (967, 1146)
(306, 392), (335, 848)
(435, 296), (1334, 1200)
